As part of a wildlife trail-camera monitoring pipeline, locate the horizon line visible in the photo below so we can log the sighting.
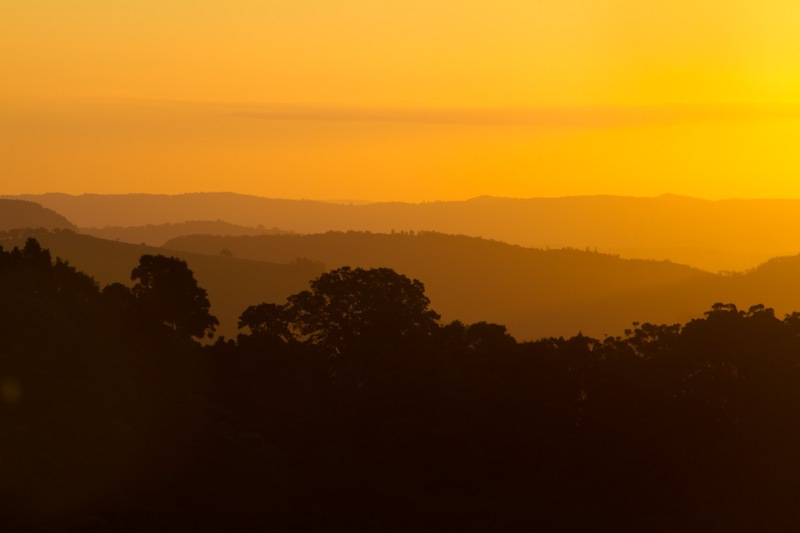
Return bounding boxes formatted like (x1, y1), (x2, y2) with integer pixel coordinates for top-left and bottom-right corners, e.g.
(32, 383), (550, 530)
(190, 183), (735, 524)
(6, 192), (800, 205)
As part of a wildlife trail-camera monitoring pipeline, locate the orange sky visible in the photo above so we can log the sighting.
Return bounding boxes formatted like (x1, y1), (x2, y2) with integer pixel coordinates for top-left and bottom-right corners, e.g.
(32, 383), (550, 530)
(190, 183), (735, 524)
(2, 1), (800, 201)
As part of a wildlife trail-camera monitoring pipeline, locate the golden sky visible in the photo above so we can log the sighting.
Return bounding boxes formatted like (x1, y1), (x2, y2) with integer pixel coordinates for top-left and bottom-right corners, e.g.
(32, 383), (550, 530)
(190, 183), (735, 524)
(2, 1), (800, 200)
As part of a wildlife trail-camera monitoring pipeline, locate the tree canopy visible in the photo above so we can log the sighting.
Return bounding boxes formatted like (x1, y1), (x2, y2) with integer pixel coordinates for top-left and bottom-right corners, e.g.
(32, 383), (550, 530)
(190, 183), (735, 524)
(8, 238), (800, 530)
(240, 266), (440, 354)
(131, 254), (218, 340)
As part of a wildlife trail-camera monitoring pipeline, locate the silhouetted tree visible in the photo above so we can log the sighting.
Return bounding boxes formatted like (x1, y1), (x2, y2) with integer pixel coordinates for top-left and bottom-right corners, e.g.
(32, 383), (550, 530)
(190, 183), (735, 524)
(464, 321), (516, 354)
(131, 254), (218, 340)
(238, 302), (292, 342)
(12, 239), (800, 530)
(284, 266), (440, 354)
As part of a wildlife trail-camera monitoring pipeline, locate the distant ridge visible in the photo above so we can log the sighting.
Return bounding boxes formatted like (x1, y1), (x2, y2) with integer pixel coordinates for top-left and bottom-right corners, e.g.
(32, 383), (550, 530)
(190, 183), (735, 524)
(0, 199), (76, 231)
(5, 227), (800, 341)
(160, 229), (800, 339)
(162, 230), (720, 340)
(6, 192), (800, 272)
(81, 220), (293, 247)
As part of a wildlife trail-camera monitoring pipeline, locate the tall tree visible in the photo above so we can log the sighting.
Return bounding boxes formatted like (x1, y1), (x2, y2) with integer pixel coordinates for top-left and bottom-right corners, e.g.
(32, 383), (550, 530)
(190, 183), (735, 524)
(283, 266), (440, 354)
(131, 254), (218, 340)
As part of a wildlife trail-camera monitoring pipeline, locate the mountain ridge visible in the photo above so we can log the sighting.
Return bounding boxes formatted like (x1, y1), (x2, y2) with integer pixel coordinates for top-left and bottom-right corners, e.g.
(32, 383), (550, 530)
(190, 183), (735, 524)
(5, 192), (800, 272)
(0, 199), (77, 231)
(0, 229), (323, 340)
(6, 227), (800, 341)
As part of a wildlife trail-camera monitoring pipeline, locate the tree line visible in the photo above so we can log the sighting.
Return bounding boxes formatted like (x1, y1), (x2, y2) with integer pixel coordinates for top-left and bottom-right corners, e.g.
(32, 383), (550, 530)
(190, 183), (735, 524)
(3, 238), (800, 531)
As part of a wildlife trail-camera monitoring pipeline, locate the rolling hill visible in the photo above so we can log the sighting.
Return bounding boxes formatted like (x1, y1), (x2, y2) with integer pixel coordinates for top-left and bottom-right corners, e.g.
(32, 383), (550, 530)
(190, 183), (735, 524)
(162, 231), (774, 340)
(7, 192), (800, 272)
(7, 228), (800, 342)
(0, 199), (76, 232)
(80, 220), (293, 247)
(0, 229), (323, 340)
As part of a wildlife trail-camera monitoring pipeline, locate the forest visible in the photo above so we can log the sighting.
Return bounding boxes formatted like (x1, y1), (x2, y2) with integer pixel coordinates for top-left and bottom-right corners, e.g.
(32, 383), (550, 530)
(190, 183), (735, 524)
(4, 238), (800, 531)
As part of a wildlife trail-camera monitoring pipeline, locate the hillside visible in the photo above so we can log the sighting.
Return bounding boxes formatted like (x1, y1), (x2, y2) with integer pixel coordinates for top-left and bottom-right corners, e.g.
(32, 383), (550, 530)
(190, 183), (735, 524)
(0, 199), (76, 231)
(80, 220), (293, 247)
(5, 226), (800, 341)
(163, 231), (740, 340)
(0, 230), (323, 340)
(8, 192), (800, 272)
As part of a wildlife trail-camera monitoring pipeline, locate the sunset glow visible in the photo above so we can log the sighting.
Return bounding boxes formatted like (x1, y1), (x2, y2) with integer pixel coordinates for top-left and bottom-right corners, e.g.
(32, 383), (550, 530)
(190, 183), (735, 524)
(3, 0), (800, 200)
(9, 4), (800, 527)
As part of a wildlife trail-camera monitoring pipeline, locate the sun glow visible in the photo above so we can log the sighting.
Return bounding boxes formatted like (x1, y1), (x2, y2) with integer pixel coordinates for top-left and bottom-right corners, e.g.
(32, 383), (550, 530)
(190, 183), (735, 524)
(2, 1), (800, 200)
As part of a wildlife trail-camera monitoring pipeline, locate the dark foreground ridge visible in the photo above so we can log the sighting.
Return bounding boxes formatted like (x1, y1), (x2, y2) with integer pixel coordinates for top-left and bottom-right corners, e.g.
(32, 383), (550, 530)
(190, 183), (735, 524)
(4, 238), (800, 530)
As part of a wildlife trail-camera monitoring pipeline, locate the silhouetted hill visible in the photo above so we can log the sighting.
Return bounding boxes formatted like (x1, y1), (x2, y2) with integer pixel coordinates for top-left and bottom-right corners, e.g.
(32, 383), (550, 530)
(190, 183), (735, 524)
(80, 220), (293, 247)
(163, 231), (736, 340)
(0, 199), (76, 231)
(8, 227), (800, 341)
(8, 192), (800, 271)
(0, 229), (323, 339)
(12, 237), (800, 529)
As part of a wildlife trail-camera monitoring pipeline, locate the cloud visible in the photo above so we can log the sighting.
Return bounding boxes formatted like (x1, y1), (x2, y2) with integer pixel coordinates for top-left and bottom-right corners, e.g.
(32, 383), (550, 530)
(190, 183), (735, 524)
(230, 104), (800, 128)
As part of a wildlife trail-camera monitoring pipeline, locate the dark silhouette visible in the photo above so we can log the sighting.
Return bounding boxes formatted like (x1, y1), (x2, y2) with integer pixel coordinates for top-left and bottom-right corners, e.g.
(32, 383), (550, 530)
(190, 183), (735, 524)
(6, 238), (800, 530)
(162, 229), (800, 340)
(131, 254), (218, 340)
(238, 302), (292, 341)
(1, 229), (324, 339)
(11, 225), (800, 345)
(283, 266), (440, 352)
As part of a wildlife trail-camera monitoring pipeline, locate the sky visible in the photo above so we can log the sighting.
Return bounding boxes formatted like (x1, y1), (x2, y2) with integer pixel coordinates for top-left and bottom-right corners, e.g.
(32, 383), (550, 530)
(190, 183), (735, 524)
(2, 0), (800, 201)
